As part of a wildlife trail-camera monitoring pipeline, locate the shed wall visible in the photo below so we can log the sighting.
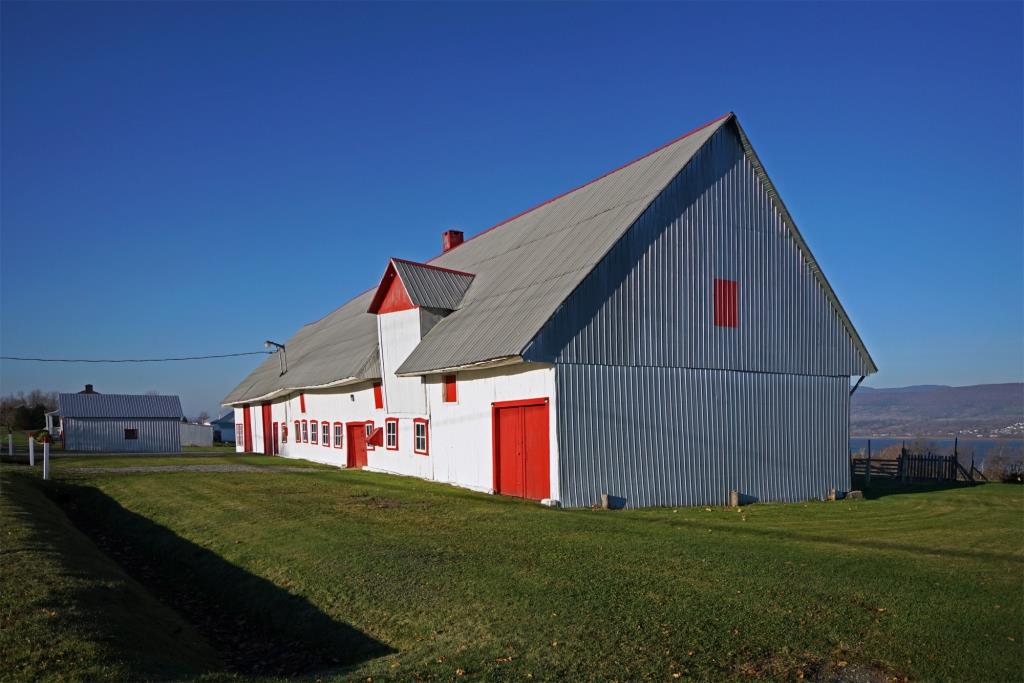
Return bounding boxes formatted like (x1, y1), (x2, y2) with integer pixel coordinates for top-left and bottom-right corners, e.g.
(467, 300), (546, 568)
(556, 365), (849, 508)
(525, 123), (869, 377)
(64, 418), (182, 453)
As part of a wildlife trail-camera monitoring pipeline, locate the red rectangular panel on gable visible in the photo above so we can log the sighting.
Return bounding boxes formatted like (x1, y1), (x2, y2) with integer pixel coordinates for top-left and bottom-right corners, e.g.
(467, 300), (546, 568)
(714, 278), (738, 328)
(373, 382), (383, 409)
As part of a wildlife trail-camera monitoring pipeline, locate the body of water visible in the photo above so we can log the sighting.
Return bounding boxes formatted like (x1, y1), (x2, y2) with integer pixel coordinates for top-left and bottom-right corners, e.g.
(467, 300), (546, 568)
(850, 437), (1023, 466)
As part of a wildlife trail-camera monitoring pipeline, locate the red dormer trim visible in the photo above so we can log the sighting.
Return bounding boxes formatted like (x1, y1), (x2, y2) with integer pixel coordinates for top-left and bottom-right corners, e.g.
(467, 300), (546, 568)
(368, 261), (416, 314)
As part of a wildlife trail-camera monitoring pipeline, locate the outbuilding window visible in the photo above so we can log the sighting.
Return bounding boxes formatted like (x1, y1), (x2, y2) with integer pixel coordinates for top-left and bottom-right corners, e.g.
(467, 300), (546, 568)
(714, 278), (738, 328)
(443, 375), (457, 403)
(124, 428), (138, 440)
(310, 420), (319, 444)
(333, 422), (343, 448)
(413, 418), (429, 455)
(301, 420), (309, 443)
(365, 420), (375, 450)
(321, 422), (330, 447)
(385, 418), (398, 450)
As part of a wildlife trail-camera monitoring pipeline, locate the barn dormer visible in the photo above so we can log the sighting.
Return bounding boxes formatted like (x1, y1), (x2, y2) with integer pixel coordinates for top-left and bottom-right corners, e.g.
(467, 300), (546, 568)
(368, 258), (474, 414)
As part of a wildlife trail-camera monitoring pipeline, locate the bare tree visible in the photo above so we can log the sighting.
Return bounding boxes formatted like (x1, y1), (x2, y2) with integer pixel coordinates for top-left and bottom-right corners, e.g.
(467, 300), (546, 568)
(196, 410), (210, 424)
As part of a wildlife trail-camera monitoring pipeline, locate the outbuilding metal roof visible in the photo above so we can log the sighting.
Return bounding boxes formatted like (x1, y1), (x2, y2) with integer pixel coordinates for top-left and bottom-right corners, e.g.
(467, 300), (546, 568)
(57, 393), (184, 419)
(224, 112), (875, 405)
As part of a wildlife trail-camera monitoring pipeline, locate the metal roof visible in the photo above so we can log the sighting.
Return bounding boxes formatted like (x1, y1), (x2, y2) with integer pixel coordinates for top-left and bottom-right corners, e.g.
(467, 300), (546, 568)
(57, 393), (184, 419)
(390, 259), (475, 311)
(224, 112), (875, 404)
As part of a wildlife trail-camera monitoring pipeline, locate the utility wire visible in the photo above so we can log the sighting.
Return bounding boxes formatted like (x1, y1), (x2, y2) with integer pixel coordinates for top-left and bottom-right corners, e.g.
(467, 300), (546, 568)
(1, 352), (273, 363)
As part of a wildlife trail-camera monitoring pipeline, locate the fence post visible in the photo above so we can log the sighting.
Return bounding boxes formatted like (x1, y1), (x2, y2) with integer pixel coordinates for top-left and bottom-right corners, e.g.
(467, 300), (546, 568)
(6, 433), (10, 456)
(42, 441), (50, 481)
(28, 437), (34, 467)
(865, 439), (872, 488)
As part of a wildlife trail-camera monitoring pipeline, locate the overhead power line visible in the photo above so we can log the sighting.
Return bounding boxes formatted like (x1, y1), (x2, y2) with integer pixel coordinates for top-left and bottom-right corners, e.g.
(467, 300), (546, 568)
(0, 351), (273, 363)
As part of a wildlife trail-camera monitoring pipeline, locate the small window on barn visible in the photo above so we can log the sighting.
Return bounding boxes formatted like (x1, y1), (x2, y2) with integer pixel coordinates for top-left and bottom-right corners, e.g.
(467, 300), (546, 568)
(365, 420), (375, 450)
(301, 420), (309, 443)
(333, 422), (343, 448)
(714, 278), (739, 328)
(310, 420), (319, 444)
(321, 422), (330, 447)
(385, 418), (398, 450)
(373, 382), (383, 410)
(237, 423), (244, 444)
(294, 421), (300, 443)
(281, 422), (288, 443)
(124, 428), (138, 440)
(443, 375), (457, 403)
(413, 419), (429, 455)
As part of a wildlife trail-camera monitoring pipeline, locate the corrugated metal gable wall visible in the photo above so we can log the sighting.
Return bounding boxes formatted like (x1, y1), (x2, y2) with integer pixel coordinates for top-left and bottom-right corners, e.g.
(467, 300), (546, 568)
(64, 418), (182, 453)
(523, 122), (861, 507)
(525, 122), (870, 376)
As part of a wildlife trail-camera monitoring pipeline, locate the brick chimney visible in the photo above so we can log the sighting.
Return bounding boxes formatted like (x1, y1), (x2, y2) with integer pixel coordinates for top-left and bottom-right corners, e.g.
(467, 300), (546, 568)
(442, 229), (464, 253)
(79, 384), (97, 394)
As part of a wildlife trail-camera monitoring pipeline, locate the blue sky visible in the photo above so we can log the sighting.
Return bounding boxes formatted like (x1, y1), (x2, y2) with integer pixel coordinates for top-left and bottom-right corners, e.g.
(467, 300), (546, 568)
(2, 1), (1022, 417)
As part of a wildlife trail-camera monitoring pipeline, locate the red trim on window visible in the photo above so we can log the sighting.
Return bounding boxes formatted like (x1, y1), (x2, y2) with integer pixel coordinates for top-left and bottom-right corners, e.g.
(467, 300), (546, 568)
(299, 393), (306, 413)
(310, 420), (319, 444)
(365, 420), (376, 450)
(321, 421), (330, 447)
(294, 421), (300, 443)
(301, 420), (309, 443)
(385, 417), (399, 451)
(281, 423), (288, 443)
(443, 375), (457, 403)
(714, 278), (739, 328)
(373, 382), (383, 410)
(333, 421), (344, 449)
(413, 418), (429, 455)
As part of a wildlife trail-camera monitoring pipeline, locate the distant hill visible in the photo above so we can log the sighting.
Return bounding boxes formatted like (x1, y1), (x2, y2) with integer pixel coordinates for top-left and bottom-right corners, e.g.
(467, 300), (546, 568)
(851, 383), (1024, 438)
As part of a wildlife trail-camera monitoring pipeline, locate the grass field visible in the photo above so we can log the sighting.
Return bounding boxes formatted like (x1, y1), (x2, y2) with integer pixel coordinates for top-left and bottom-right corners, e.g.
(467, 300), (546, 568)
(1, 457), (1022, 682)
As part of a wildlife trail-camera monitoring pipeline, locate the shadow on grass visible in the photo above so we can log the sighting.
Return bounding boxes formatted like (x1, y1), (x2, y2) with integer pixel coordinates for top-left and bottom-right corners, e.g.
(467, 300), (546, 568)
(851, 477), (980, 500)
(48, 479), (394, 678)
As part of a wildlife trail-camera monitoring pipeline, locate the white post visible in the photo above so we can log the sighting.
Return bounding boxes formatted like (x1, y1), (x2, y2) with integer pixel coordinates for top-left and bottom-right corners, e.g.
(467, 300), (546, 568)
(6, 433), (11, 456)
(28, 437), (34, 467)
(42, 441), (50, 480)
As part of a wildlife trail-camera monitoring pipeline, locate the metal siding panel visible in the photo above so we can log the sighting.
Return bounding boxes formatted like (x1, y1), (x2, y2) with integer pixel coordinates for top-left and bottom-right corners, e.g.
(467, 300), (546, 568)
(64, 418), (181, 453)
(556, 365), (848, 508)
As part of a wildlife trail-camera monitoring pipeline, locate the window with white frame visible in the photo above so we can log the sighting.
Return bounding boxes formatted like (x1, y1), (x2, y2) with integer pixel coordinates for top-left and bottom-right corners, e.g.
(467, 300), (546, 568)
(334, 423), (343, 448)
(414, 419), (428, 455)
(321, 422), (330, 446)
(310, 421), (319, 444)
(301, 420), (308, 442)
(365, 421), (375, 450)
(385, 418), (398, 450)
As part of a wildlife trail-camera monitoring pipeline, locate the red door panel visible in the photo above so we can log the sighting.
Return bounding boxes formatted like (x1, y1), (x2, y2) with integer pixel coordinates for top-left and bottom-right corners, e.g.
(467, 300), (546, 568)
(523, 404), (550, 501)
(261, 403), (273, 455)
(242, 406), (253, 453)
(496, 407), (524, 497)
(346, 423), (368, 468)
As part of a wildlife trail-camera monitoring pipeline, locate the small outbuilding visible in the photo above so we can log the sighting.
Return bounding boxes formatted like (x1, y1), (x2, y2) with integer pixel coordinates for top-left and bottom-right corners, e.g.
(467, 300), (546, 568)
(50, 386), (184, 453)
(209, 411), (236, 443)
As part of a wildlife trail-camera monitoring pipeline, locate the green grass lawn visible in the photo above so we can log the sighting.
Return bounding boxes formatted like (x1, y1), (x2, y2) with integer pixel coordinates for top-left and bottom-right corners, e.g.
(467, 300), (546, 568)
(2, 457), (1022, 682)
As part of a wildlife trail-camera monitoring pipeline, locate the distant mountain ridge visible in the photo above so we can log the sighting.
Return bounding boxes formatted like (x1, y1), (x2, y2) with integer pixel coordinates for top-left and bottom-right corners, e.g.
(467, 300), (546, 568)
(851, 383), (1024, 438)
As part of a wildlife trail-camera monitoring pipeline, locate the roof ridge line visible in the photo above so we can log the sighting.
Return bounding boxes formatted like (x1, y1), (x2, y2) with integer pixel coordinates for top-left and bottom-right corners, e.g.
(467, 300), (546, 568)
(427, 111), (733, 264)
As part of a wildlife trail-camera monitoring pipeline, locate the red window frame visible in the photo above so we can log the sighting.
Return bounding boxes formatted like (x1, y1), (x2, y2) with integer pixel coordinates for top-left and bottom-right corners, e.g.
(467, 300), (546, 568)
(310, 420), (319, 444)
(413, 418), (429, 455)
(321, 421), (330, 447)
(443, 375), (457, 403)
(714, 278), (739, 328)
(333, 422), (344, 449)
(299, 393), (306, 413)
(281, 423), (288, 443)
(365, 420), (375, 450)
(301, 420), (309, 443)
(294, 420), (300, 443)
(373, 382), (383, 410)
(385, 418), (399, 451)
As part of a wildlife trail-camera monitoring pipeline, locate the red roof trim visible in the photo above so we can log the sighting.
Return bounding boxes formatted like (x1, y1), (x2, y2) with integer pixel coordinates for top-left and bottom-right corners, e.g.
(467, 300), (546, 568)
(429, 112), (733, 262)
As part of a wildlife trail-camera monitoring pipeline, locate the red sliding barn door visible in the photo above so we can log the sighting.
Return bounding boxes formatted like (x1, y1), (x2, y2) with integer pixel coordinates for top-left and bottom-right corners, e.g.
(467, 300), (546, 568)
(493, 398), (550, 501)
(346, 422), (368, 468)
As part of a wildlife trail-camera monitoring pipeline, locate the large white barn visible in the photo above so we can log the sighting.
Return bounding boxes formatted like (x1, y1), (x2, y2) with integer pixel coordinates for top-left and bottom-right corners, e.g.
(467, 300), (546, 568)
(223, 113), (876, 508)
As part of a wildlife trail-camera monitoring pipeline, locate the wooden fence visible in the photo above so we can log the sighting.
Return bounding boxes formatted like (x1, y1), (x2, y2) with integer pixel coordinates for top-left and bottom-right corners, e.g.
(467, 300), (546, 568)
(850, 442), (987, 486)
